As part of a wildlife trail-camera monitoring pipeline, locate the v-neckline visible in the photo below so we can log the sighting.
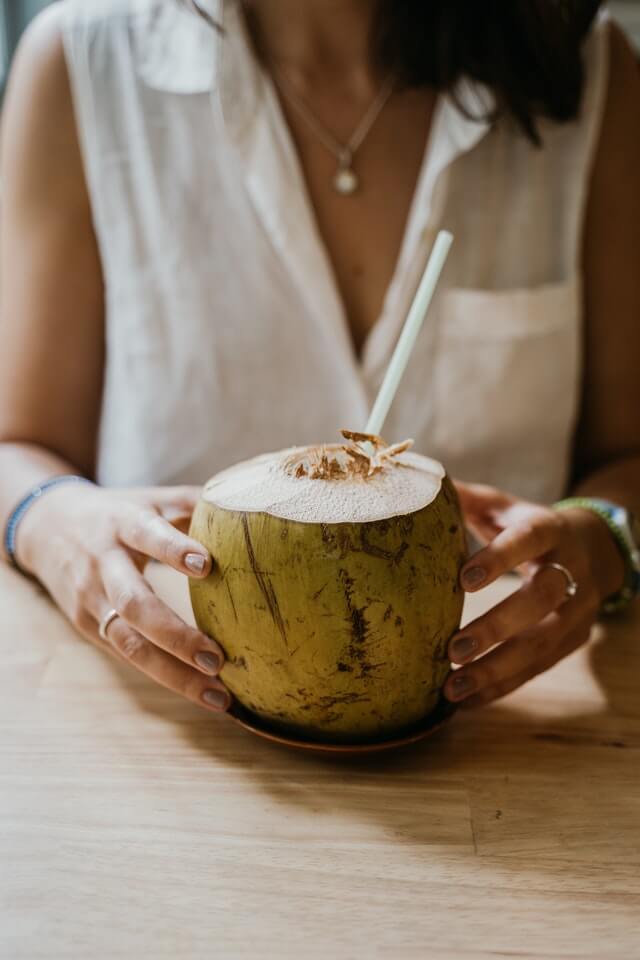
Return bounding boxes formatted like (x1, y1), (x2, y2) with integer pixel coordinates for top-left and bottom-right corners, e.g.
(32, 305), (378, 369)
(215, 2), (493, 392)
(256, 68), (442, 376)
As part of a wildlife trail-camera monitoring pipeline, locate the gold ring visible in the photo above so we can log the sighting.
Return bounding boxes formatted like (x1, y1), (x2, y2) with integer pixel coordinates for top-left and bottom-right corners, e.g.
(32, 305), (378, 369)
(542, 562), (579, 599)
(98, 608), (120, 641)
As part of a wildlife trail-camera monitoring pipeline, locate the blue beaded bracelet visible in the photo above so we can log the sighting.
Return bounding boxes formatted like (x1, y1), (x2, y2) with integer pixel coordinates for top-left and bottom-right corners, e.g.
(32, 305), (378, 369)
(4, 475), (93, 570)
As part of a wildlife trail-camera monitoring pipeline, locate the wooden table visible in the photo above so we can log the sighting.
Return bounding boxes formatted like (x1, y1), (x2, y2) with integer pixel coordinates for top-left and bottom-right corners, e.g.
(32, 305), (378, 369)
(1, 562), (639, 959)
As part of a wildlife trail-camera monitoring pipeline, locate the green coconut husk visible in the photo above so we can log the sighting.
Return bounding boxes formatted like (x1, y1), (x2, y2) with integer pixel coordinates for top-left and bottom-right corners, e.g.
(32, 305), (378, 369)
(190, 432), (466, 744)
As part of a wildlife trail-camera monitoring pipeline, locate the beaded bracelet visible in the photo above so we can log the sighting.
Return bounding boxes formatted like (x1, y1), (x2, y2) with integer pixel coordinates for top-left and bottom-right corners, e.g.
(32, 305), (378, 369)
(4, 475), (93, 571)
(553, 497), (638, 615)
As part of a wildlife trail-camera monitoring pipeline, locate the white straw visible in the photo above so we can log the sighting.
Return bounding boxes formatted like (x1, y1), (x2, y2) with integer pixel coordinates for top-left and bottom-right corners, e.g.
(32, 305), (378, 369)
(365, 230), (453, 437)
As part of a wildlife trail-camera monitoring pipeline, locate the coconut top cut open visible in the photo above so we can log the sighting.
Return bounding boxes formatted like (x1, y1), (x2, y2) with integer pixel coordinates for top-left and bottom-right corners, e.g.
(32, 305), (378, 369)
(202, 431), (445, 524)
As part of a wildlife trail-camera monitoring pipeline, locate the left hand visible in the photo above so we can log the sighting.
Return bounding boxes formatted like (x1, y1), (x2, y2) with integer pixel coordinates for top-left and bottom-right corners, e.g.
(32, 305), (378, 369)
(443, 481), (627, 708)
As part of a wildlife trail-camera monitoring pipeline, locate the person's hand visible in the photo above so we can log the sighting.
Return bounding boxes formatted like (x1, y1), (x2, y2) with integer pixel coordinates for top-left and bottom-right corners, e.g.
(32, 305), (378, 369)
(443, 481), (626, 708)
(16, 482), (231, 714)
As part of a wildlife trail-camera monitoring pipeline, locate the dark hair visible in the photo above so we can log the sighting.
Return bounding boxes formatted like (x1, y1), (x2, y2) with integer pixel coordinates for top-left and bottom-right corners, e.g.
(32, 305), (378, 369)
(189, 0), (603, 144)
(372, 1), (603, 143)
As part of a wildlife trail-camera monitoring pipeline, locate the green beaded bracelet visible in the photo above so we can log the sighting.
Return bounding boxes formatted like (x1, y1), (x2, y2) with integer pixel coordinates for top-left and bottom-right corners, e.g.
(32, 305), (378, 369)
(553, 497), (637, 616)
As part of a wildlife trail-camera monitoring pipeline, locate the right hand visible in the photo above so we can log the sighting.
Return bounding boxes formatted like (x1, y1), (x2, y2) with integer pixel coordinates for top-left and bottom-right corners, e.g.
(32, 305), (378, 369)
(16, 482), (232, 714)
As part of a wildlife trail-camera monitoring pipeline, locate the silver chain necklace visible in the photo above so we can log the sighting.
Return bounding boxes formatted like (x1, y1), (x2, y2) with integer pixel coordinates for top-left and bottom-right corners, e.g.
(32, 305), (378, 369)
(275, 71), (396, 195)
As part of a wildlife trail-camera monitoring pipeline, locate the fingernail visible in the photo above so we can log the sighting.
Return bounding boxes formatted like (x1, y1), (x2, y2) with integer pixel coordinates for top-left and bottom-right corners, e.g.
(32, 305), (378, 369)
(451, 635), (477, 661)
(202, 688), (230, 710)
(447, 673), (476, 701)
(194, 651), (222, 675)
(185, 553), (207, 575)
(462, 566), (486, 589)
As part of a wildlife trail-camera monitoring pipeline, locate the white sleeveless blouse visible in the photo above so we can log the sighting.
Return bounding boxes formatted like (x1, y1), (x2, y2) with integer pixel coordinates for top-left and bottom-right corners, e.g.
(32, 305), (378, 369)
(61, 0), (610, 503)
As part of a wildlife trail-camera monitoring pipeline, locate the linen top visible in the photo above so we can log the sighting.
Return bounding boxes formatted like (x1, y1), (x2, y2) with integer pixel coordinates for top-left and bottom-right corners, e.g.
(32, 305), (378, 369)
(61, 0), (610, 502)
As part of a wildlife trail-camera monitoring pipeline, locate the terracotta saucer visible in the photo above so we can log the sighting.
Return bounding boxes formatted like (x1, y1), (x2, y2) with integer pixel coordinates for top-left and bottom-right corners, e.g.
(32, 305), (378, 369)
(226, 697), (457, 756)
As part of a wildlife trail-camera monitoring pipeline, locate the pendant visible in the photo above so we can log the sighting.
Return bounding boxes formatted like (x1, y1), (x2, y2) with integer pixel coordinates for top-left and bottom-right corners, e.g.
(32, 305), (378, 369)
(332, 150), (359, 195)
(333, 166), (359, 195)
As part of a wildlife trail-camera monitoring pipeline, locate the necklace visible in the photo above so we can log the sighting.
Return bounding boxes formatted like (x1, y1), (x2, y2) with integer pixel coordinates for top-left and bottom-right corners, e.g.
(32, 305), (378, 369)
(275, 71), (396, 195)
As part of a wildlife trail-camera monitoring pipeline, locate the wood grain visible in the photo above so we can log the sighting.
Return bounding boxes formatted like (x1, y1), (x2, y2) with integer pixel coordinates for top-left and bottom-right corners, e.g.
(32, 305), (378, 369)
(1, 562), (638, 959)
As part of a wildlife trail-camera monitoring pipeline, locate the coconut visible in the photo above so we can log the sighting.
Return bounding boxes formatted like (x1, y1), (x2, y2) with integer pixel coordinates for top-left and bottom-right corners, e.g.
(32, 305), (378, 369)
(189, 431), (466, 744)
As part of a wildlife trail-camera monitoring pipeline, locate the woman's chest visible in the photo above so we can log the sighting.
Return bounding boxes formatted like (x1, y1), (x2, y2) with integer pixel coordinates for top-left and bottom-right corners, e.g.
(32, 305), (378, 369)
(97, 95), (585, 501)
(272, 86), (436, 357)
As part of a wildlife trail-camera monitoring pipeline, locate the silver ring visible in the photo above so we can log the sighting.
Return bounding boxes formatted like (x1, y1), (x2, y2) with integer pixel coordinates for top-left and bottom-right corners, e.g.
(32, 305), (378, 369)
(98, 608), (120, 641)
(542, 562), (579, 599)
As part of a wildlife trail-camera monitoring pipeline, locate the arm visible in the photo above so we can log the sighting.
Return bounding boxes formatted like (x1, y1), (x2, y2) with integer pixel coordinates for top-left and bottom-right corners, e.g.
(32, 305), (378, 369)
(0, 5), (104, 531)
(0, 10), (230, 714)
(573, 24), (640, 501)
(442, 25), (640, 707)
(566, 23), (640, 598)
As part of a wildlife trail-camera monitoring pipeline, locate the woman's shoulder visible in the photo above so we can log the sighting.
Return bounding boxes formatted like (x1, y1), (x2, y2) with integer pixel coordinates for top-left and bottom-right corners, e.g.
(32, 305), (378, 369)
(603, 19), (640, 109)
(1, 7), (91, 294)
(3, 1), (133, 181)
(57, 0), (165, 61)
(61, 0), (160, 29)
(582, 13), (639, 120)
(58, 0), (215, 97)
(521, 14), (635, 165)
(4, 6), (72, 144)
(8, 0), (155, 91)
(589, 18), (640, 192)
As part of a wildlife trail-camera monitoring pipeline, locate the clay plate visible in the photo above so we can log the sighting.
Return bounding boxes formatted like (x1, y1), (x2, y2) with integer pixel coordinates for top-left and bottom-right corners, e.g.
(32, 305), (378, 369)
(226, 697), (457, 755)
